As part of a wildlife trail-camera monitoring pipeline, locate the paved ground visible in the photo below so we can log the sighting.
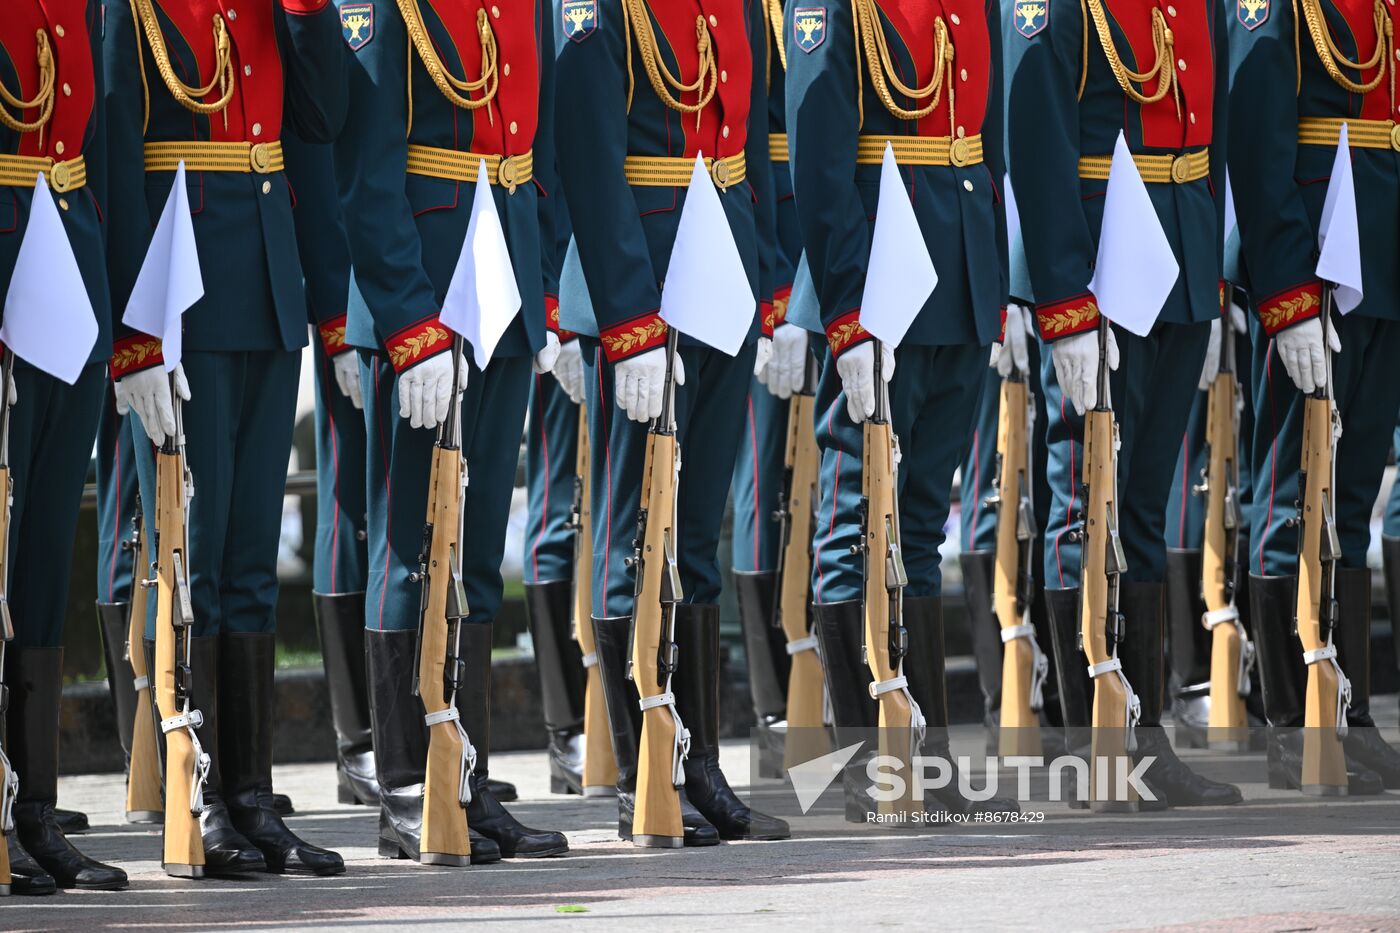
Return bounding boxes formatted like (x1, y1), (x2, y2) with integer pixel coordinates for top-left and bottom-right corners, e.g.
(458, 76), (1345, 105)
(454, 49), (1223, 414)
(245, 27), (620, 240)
(9, 713), (1400, 932)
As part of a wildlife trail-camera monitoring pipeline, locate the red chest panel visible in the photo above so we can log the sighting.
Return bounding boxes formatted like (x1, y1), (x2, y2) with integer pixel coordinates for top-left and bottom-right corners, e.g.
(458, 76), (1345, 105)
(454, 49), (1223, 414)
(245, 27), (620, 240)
(875, 0), (991, 139)
(151, 0), (285, 143)
(0, 0), (95, 161)
(1100, 0), (1214, 149)
(420, 0), (539, 155)
(650, 0), (752, 159)
(1325, 0), (1396, 120)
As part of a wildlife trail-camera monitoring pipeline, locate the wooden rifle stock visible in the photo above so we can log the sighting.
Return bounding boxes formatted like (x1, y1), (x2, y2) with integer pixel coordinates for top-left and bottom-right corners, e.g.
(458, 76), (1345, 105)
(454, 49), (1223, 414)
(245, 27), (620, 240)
(125, 507), (165, 821)
(414, 342), (474, 864)
(991, 372), (1045, 756)
(775, 350), (828, 769)
(0, 353), (14, 893)
(1078, 319), (1138, 810)
(1295, 295), (1348, 795)
(859, 340), (919, 817)
(153, 389), (208, 876)
(1199, 293), (1252, 749)
(569, 405), (618, 794)
(629, 331), (685, 847)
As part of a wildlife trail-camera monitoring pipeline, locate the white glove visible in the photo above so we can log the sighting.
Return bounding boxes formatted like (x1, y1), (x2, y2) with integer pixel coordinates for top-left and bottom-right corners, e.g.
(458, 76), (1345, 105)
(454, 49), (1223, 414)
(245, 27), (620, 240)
(1051, 327), (1118, 416)
(399, 351), (468, 429)
(1229, 303), (1248, 336)
(613, 347), (685, 423)
(551, 337), (586, 405)
(1274, 317), (1341, 395)
(752, 336), (773, 380)
(1198, 318), (1223, 391)
(990, 303), (1033, 377)
(332, 350), (364, 410)
(760, 323), (808, 400)
(835, 340), (896, 423)
(533, 331), (561, 375)
(121, 364), (191, 447)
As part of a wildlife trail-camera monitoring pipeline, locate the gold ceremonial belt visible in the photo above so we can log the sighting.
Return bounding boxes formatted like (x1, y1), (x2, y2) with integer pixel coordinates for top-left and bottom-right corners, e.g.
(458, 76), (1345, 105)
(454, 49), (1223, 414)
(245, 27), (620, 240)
(0, 154), (87, 193)
(623, 153), (748, 190)
(855, 134), (984, 168)
(769, 133), (789, 163)
(143, 140), (285, 174)
(405, 145), (535, 191)
(1078, 147), (1209, 184)
(1298, 117), (1400, 152)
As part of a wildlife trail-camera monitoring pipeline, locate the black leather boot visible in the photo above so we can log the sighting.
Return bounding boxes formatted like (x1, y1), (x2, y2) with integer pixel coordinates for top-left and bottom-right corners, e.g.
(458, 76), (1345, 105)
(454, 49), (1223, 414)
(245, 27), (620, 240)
(5, 833), (56, 895)
(1164, 549), (1212, 750)
(1045, 588), (1091, 808)
(1335, 568), (1400, 788)
(524, 581), (588, 795)
(314, 592), (379, 806)
(904, 597), (1018, 815)
(960, 552), (1003, 752)
(365, 629), (500, 865)
(813, 600), (880, 822)
(220, 633), (344, 875)
(673, 604), (790, 840)
(592, 616), (719, 846)
(458, 622), (568, 858)
(1249, 575), (1382, 795)
(1119, 583), (1241, 806)
(5, 647), (127, 890)
(735, 570), (789, 778)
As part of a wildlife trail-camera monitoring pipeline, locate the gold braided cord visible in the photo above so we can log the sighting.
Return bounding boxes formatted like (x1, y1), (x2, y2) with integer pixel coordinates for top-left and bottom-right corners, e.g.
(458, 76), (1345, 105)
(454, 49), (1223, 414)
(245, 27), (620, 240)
(1296, 0), (1392, 102)
(852, 0), (955, 127)
(0, 30), (55, 140)
(768, 0), (787, 74)
(620, 0), (717, 128)
(397, 2), (499, 122)
(1085, 0), (1180, 117)
(129, 0), (234, 130)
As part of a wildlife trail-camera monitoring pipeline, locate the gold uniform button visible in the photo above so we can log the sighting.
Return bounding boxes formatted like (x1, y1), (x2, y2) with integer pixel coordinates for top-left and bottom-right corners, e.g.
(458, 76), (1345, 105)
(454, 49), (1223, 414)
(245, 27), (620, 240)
(956, 125), (965, 138)
(62, 82), (71, 96)
(720, 69), (728, 83)
(509, 120), (518, 135)
(252, 122), (262, 137)
(55, 24), (65, 37)
(1177, 58), (1187, 71)
(227, 8), (236, 20)
(709, 14), (717, 26)
(959, 68), (968, 81)
(58, 198), (69, 211)
(1189, 112), (1196, 124)
(1167, 4), (1177, 15)
(55, 141), (65, 155)
(245, 64), (253, 76)
(261, 180), (272, 194)
(503, 63), (511, 76)
(949, 13), (960, 24)
(491, 4), (500, 16)
(722, 125), (730, 138)
(962, 179), (973, 192)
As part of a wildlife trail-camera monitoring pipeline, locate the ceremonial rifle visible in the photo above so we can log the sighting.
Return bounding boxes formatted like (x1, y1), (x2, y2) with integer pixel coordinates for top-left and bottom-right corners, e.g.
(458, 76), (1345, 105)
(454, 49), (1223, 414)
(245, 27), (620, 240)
(627, 329), (686, 848)
(853, 340), (921, 817)
(1078, 317), (1139, 810)
(410, 338), (476, 864)
(1195, 285), (1254, 750)
(0, 353), (16, 895)
(988, 362), (1048, 757)
(125, 502), (164, 821)
(569, 404), (618, 795)
(1294, 295), (1349, 795)
(772, 348), (828, 769)
(152, 371), (211, 875)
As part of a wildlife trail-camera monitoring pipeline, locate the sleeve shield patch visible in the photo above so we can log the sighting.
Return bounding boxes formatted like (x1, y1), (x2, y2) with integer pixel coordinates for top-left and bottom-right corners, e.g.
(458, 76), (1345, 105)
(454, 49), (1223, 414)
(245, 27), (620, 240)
(1014, 1), (1048, 37)
(562, 0), (598, 42)
(793, 7), (827, 53)
(340, 2), (374, 50)
(1238, 0), (1269, 29)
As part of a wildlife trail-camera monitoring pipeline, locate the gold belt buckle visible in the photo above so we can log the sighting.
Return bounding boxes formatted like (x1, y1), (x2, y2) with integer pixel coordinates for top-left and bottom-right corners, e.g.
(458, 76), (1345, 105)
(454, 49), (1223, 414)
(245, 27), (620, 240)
(710, 157), (731, 191)
(949, 136), (971, 168)
(1391, 123), (1400, 152)
(1170, 154), (1192, 184)
(499, 154), (521, 193)
(49, 159), (73, 193)
(250, 142), (274, 174)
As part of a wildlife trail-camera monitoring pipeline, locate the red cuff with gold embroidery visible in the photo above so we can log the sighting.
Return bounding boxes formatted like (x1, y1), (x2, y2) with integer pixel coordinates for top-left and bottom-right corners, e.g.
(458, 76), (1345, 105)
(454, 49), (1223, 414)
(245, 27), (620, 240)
(384, 315), (452, 373)
(1256, 281), (1322, 336)
(1218, 280), (1227, 316)
(759, 300), (775, 338)
(600, 310), (667, 362)
(545, 295), (577, 342)
(996, 307), (1008, 344)
(773, 285), (792, 328)
(825, 309), (871, 358)
(110, 335), (165, 379)
(1035, 293), (1100, 342)
(280, 0), (330, 14)
(319, 313), (351, 357)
